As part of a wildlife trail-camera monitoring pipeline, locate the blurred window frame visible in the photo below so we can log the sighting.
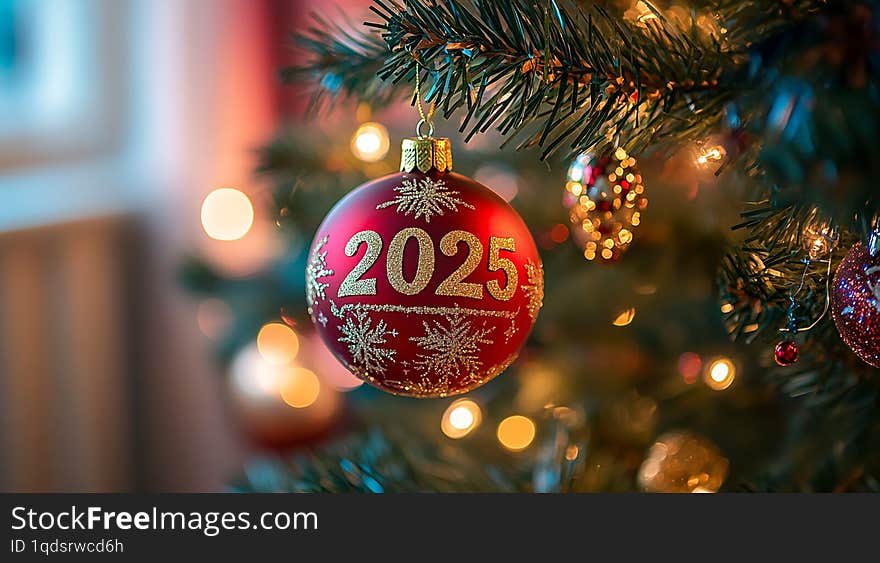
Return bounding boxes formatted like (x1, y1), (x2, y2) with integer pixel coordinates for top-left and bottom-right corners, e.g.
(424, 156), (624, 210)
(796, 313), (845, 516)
(0, 0), (126, 171)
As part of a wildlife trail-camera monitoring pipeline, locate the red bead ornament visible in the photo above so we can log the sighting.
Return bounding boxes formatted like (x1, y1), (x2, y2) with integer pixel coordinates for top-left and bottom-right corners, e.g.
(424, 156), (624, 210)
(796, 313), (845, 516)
(774, 339), (799, 366)
(306, 136), (543, 397)
(831, 241), (880, 367)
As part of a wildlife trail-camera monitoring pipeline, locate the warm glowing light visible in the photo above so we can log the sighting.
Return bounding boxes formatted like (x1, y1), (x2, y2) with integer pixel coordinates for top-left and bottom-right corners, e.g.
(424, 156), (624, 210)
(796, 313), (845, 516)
(705, 357), (736, 390)
(803, 223), (838, 261)
(256, 322), (299, 365)
(230, 345), (285, 397)
(565, 445), (580, 461)
(351, 122), (390, 162)
(441, 399), (482, 439)
(497, 415), (536, 451)
(720, 303), (734, 314)
(696, 145), (726, 166)
(635, 284), (656, 295)
(201, 188), (254, 241)
(279, 367), (321, 408)
(613, 307), (636, 326)
(631, 1), (659, 23)
(450, 407), (474, 429)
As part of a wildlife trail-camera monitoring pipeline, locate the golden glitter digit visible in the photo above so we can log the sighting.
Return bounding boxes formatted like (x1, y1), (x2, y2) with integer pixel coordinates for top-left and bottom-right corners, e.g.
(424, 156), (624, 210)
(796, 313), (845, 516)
(487, 236), (518, 301)
(436, 230), (484, 299)
(386, 227), (434, 295)
(338, 230), (382, 297)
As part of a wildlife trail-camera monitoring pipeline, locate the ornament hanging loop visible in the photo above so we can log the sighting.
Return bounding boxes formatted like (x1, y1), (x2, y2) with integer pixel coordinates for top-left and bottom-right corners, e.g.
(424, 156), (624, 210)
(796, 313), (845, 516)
(414, 69), (436, 138)
(416, 118), (434, 139)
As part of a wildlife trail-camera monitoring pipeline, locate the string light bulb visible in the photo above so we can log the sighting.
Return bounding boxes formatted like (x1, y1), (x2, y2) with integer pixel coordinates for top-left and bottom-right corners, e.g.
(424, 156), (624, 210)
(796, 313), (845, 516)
(803, 223), (838, 261)
(441, 399), (482, 439)
(696, 145), (726, 166)
(351, 122), (390, 162)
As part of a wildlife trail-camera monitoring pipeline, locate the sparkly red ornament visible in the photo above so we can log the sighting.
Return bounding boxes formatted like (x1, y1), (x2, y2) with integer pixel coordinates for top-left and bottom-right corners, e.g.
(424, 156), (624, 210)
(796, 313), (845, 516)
(306, 136), (543, 397)
(774, 339), (799, 366)
(563, 148), (647, 263)
(831, 240), (880, 367)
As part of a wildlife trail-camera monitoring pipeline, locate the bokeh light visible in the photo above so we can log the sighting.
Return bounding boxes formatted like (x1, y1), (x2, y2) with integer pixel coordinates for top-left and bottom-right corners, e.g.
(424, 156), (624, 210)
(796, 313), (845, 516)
(628, 1), (660, 24)
(256, 322), (299, 365)
(705, 357), (736, 390)
(200, 188), (254, 241)
(230, 345), (284, 397)
(441, 399), (482, 439)
(638, 431), (728, 493)
(678, 352), (702, 384)
(350, 122), (390, 162)
(549, 223), (569, 244)
(497, 415), (536, 451)
(612, 307), (636, 326)
(279, 367), (321, 408)
(196, 298), (233, 341)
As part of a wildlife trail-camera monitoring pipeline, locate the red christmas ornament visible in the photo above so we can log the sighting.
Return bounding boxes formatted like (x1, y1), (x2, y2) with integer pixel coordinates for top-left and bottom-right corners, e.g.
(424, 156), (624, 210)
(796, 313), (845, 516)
(831, 241), (880, 367)
(306, 136), (543, 397)
(774, 339), (799, 366)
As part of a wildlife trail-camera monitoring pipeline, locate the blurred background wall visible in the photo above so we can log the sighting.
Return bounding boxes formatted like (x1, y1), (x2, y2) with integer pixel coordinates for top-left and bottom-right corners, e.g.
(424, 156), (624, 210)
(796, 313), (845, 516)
(0, 0), (323, 491)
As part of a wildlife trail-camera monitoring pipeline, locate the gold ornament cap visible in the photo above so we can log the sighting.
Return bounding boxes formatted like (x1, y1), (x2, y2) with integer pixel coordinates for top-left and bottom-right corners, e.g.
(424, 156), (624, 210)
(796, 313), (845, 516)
(400, 136), (453, 173)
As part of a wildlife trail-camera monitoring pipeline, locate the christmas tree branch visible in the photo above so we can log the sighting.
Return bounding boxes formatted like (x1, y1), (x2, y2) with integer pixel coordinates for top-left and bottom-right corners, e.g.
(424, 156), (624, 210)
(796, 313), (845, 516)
(285, 12), (394, 111)
(290, 0), (739, 158)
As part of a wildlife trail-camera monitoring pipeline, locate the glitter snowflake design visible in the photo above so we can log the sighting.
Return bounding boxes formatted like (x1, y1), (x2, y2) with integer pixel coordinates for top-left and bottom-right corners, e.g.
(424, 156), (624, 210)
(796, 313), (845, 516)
(306, 236), (334, 308)
(521, 260), (544, 320)
(337, 309), (397, 375)
(376, 177), (474, 223)
(410, 314), (494, 379)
